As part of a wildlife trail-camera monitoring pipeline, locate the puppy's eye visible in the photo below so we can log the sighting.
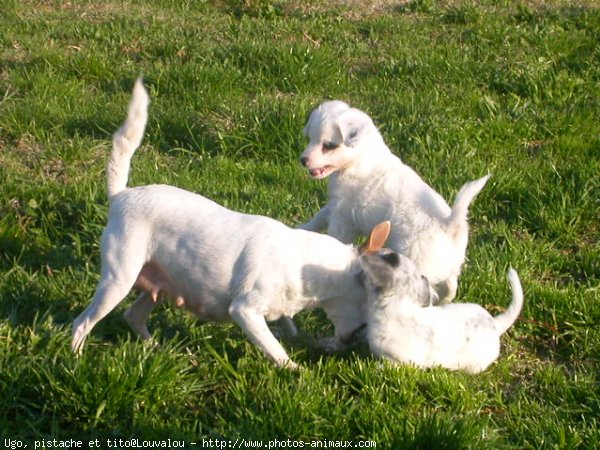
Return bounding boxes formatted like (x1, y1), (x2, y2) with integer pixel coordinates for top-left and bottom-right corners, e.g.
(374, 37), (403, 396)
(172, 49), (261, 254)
(322, 141), (339, 152)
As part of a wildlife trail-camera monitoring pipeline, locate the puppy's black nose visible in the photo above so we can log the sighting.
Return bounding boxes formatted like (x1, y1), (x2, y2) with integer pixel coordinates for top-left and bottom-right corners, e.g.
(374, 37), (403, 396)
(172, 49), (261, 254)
(299, 156), (309, 167)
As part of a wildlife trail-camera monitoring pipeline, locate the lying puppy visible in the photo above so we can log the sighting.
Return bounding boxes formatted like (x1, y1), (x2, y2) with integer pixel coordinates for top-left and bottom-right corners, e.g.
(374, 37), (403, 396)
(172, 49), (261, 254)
(71, 79), (393, 369)
(359, 250), (524, 373)
(299, 100), (489, 304)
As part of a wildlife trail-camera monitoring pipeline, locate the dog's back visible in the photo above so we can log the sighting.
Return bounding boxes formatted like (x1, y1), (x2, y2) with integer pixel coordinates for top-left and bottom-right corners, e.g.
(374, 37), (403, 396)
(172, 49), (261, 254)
(107, 183), (359, 316)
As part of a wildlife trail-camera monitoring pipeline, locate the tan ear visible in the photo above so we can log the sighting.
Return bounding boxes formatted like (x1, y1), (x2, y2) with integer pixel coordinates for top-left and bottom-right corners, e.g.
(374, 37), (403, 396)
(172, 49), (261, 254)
(359, 221), (391, 254)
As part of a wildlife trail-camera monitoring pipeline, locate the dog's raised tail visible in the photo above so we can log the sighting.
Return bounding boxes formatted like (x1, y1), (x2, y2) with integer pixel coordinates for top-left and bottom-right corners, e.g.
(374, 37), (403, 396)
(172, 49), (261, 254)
(106, 78), (150, 199)
(447, 174), (490, 236)
(493, 268), (524, 336)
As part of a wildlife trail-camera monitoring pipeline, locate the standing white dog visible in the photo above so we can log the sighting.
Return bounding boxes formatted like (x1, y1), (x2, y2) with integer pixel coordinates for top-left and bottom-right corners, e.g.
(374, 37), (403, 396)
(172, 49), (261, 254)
(299, 100), (489, 304)
(359, 250), (524, 373)
(71, 80), (393, 369)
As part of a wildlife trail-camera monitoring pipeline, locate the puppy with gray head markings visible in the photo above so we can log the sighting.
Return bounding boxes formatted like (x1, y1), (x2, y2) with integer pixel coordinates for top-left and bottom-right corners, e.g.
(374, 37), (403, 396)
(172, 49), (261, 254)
(359, 250), (524, 373)
(71, 79), (394, 369)
(299, 100), (490, 305)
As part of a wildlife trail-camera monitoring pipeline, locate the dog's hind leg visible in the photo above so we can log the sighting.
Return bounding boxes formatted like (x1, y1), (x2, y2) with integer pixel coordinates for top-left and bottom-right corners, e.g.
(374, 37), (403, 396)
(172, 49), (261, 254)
(124, 291), (164, 341)
(229, 293), (298, 369)
(72, 273), (138, 353)
(72, 232), (146, 353)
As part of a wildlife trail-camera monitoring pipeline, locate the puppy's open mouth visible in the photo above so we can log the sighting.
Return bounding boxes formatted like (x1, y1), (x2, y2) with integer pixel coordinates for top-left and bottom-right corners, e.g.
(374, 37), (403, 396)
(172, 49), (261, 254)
(308, 166), (334, 179)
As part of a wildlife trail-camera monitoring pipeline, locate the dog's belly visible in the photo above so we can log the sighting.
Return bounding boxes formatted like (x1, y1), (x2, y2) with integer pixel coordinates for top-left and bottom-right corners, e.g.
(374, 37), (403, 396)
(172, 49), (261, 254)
(179, 293), (231, 321)
(134, 261), (231, 321)
(133, 256), (311, 323)
(135, 262), (181, 303)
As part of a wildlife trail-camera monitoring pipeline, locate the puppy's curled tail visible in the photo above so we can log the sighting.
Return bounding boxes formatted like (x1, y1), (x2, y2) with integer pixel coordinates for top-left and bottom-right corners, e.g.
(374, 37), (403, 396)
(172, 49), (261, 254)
(107, 78), (150, 199)
(493, 268), (524, 336)
(447, 174), (490, 237)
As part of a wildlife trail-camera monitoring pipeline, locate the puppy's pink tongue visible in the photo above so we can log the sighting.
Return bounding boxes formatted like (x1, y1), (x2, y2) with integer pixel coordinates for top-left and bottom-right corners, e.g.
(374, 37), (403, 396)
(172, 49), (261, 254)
(309, 168), (325, 178)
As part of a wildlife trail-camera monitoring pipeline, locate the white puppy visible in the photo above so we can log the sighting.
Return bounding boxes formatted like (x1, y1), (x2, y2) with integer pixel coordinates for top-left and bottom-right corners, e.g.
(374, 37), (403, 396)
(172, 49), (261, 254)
(359, 250), (524, 373)
(71, 80), (393, 369)
(299, 100), (489, 304)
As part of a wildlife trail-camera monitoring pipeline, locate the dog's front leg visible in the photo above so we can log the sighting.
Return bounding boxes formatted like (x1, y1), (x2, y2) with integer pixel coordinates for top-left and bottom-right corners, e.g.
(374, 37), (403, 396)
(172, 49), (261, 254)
(327, 215), (360, 244)
(229, 295), (299, 369)
(297, 204), (331, 232)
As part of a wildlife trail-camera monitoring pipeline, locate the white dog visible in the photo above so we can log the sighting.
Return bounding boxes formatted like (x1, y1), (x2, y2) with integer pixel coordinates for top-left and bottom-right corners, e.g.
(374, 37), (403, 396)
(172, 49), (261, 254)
(359, 250), (524, 373)
(71, 80), (393, 369)
(299, 100), (489, 304)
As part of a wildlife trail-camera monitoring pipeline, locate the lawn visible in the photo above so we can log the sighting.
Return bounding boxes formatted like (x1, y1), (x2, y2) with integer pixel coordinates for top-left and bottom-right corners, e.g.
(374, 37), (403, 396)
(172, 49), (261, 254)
(0, 0), (599, 448)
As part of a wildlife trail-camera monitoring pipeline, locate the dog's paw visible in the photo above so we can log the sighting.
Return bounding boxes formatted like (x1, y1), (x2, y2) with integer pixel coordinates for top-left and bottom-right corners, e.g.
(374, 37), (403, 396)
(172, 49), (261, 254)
(143, 338), (160, 349)
(281, 359), (302, 371)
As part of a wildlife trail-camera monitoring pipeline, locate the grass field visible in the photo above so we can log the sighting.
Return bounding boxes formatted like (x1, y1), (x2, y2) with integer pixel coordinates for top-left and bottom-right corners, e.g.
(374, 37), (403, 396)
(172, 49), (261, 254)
(1, 0), (599, 448)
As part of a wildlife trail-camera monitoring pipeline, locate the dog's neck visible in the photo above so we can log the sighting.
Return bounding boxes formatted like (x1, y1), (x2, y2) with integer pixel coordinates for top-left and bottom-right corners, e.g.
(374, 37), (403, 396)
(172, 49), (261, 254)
(318, 249), (368, 300)
(336, 141), (395, 182)
(329, 150), (398, 203)
(367, 289), (419, 316)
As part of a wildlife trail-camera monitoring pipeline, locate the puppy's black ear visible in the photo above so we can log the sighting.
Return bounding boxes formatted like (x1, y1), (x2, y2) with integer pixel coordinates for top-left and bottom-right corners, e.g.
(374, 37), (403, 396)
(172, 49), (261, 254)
(381, 252), (400, 268)
(359, 254), (396, 291)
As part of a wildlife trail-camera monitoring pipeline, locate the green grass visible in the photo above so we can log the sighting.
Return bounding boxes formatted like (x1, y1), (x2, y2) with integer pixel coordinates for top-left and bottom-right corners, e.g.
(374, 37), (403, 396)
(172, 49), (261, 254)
(1, 0), (599, 447)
